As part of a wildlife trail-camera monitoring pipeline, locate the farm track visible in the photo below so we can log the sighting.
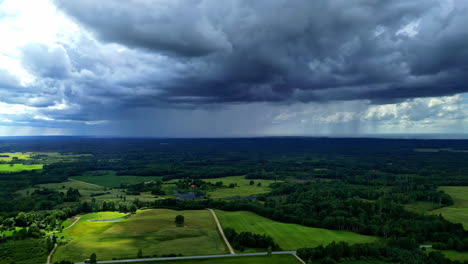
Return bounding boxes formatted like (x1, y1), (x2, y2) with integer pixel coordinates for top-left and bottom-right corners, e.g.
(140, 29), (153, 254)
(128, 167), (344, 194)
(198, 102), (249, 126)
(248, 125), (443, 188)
(207, 208), (235, 254)
(46, 243), (57, 264)
(63, 217), (81, 230)
(68, 177), (104, 188)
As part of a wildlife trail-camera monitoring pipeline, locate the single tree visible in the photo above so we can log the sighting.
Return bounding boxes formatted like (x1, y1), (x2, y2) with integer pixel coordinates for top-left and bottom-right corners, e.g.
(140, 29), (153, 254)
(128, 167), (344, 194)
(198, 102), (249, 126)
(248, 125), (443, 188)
(129, 204), (138, 214)
(267, 246), (272, 256)
(175, 215), (185, 226)
(137, 249), (143, 258)
(90, 253), (97, 264)
(249, 180), (255, 185)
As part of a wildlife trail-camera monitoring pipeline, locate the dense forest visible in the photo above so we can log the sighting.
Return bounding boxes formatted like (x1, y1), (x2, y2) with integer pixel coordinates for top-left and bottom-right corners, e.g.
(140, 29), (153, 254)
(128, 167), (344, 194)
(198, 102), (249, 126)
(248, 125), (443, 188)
(0, 137), (467, 263)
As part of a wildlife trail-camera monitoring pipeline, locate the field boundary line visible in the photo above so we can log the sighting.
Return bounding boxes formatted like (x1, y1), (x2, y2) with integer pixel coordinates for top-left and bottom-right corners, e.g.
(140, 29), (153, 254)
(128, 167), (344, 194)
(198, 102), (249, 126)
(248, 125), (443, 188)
(63, 216), (81, 230)
(68, 177), (104, 188)
(207, 208), (235, 254)
(74, 251), (298, 264)
(46, 243), (57, 264)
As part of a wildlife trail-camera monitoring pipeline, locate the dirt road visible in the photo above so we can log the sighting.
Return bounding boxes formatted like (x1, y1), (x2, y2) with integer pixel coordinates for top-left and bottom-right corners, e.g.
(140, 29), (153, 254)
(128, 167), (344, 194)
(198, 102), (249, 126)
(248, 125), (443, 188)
(207, 208), (235, 254)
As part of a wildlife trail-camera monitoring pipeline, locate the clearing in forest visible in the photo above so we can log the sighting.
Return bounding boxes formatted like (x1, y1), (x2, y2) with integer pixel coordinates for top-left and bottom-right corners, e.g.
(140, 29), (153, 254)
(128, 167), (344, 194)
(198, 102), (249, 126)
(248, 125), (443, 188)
(215, 210), (378, 251)
(202, 176), (279, 199)
(430, 186), (468, 230)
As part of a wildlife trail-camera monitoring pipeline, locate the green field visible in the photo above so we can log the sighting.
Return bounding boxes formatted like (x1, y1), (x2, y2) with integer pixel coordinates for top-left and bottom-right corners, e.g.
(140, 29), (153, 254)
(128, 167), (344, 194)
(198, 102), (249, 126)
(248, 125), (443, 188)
(53, 209), (227, 262)
(0, 164), (43, 172)
(17, 179), (159, 203)
(215, 210), (378, 251)
(404, 202), (442, 214)
(71, 173), (162, 188)
(202, 176), (279, 199)
(426, 249), (468, 261)
(0, 152), (31, 161)
(118, 254), (300, 264)
(0, 239), (48, 264)
(430, 186), (468, 229)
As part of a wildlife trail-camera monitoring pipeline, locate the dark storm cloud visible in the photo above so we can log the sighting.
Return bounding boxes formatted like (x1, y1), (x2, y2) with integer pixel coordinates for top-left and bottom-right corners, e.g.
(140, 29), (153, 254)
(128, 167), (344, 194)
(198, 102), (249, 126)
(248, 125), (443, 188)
(50, 0), (468, 106)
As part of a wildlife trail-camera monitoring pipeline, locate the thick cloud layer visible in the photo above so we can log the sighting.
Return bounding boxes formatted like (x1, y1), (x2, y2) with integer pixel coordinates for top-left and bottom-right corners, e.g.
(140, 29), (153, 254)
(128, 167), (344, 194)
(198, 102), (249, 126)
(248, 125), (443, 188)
(53, 0), (468, 105)
(0, 0), (467, 136)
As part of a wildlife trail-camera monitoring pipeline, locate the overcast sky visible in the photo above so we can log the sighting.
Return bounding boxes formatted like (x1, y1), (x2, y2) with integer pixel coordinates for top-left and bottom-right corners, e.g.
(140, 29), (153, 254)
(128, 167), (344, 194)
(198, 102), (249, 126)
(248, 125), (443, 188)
(0, 0), (467, 137)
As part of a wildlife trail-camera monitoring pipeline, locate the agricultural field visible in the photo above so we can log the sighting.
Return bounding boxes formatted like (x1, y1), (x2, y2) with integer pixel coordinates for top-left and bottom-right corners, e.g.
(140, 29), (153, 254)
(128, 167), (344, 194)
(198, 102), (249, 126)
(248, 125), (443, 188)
(0, 239), (48, 264)
(215, 210), (378, 251)
(202, 176), (279, 199)
(52, 209), (227, 262)
(71, 171), (162, 188)
(404, 202), (442, 214)
(0, 164), (43, 172)
(0, 152), (31, 161)
(30, 152), (93, 163)
(426, 249), (468, 262)
(17, 179), (159, 203)
(118, 255), (300, 264)
(430, 186), (468, 229)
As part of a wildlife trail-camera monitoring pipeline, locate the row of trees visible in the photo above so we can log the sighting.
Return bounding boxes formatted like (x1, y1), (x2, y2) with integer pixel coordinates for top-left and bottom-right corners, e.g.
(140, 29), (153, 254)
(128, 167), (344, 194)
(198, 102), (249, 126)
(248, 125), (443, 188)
(297, 242), (468, 264)
(152, 195), (467, 252)
(223, 227), (280, 251)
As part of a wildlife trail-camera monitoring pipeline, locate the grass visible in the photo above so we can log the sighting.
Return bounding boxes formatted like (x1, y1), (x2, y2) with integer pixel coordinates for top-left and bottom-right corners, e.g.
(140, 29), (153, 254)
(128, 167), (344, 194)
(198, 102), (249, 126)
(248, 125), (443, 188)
(426, 249), (468, 261)
(215, 210), (378, 251)
(117, 254), (300, 264)
(0, 227), (23, 237)
(71, 172), (162, 188)
(201, 176), (279, 199)
(404, 202), (442, 214)
(17, 179), (159, 203)
(437, 250), (468, 261)
(0, 238), (48, 264)
(429, 186), (468, 229)
(0, 152), (31, 161)
(53, 209), (227, 262)
(0, 164), (43, 172)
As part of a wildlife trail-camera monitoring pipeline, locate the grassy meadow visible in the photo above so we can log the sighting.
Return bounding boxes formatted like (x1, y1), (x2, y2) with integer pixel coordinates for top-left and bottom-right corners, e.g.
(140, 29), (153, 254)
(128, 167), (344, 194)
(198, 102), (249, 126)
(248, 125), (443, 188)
(215, 210), (378, 251)
(17, 179), (159, 203)
(202, 176), (279, 199)
(71, 172), (162, 188)
(53, 209), (227, 262)
(426, 249), (468, 262)
(0, 164), (43, 172)
(0, 239), (48, 264)
(404, 202), (442, 214)
(0, 152), (31, 161)
(430, 186), (468, 229)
